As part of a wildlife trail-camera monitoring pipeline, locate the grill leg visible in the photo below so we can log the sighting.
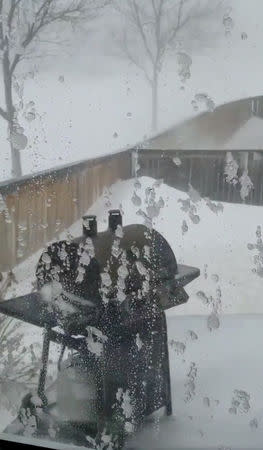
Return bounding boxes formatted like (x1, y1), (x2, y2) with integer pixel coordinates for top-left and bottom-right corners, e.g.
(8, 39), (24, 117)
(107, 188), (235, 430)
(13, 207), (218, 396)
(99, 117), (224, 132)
(38, 327), (50, 408)
(163, 316), (172, 416)
(58, 343), (66, 371)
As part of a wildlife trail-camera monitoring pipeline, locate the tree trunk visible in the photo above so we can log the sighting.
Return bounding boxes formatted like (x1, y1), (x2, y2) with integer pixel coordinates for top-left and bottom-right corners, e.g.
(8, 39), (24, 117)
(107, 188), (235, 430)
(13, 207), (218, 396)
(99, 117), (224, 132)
(151, 71), (159, 133)
(10, 134), (22, 179)
(3, 48), (22, 178)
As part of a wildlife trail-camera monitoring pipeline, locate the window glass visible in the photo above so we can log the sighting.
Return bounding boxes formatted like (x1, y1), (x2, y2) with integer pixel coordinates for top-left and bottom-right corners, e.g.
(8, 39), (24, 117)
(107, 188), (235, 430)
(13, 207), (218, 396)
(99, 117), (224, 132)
(0, 1), (262, 449)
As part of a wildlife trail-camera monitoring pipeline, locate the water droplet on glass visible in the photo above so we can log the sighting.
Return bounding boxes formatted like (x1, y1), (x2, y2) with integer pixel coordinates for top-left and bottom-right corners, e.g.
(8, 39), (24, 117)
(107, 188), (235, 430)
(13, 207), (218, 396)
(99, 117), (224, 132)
(206, 98), (216, 112)
(146, 204), (160, 219)
(157, 197), (165, 208)
(25, 111), (36, 122)
(182, 220), (188, 235)
(223, 14), (234, 35)
(42, 252), (51, 265)
(239, 170), (253, 201)
(132, 191), (142, 207)
(153, 179), (163, 188)
(176, 52), (192, 83)
(189, 212), (200, 224)
(195, 93), (209, 102)
(230, 390), (250, 414)
(173, 156), (182, 166)
(115, 224), (124, 239)
(211, 274), (219, 283)
(187, 330), (198, 341)
(249, 418), (258, 429)
(203, 397), (210, 407)
(197, 290), (210, 305)
(170, 340), (186, 355)
(184, 362), (197, 402)
(134, 179), (141, 190)
(10, 131), (28, 151)
(136, 333), (143, 351)
(207, 313), (220, 331)
(191, 100), (199, 111)
(194, 93), (215, 112)
(188, 184), (201, 203)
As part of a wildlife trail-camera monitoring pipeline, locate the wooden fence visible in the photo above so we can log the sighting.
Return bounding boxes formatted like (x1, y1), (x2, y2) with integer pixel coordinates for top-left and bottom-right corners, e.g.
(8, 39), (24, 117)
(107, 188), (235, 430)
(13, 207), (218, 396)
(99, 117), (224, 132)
(0, 151), (131, 272)
(1, 148), (262, 272)
(137, 150), (263, 205)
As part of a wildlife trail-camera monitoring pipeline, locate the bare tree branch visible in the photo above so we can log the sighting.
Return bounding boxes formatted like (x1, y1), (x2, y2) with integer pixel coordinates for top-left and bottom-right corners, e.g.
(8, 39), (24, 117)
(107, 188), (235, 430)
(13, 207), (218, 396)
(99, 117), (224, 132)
(122, 28), (152, 84)
(8, 0), (19, 31)
(35, 0), (52, 20)
(113, 0), (222, 131)
(0, 0), (4, 49)
(154, 0), (164, 65)
(151, 0), (158, 18)
(131, 0), (155, 65)
(0, 0), (105, 177)
(10, 54), (20, 74)
(177, 0), (185, 28)
(10, 0), (93, 74)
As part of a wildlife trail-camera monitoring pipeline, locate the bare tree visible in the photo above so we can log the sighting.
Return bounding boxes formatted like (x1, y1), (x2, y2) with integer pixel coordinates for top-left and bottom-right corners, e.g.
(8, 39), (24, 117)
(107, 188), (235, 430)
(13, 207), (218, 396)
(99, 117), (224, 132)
(0, 0), (104, 178)
(113, 0), (222, 132)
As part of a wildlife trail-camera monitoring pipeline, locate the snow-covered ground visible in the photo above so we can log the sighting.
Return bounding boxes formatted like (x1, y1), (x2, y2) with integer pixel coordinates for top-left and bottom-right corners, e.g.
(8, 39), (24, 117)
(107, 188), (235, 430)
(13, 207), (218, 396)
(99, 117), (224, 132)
(128, 314), (263, 450)
(1, 176), (263, 449)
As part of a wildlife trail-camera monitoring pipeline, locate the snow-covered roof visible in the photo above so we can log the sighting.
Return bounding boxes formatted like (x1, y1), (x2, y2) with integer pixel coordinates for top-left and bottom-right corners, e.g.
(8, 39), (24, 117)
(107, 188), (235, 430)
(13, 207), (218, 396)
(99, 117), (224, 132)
(224, 116), (263, 150)
(145, 97), (256, 151)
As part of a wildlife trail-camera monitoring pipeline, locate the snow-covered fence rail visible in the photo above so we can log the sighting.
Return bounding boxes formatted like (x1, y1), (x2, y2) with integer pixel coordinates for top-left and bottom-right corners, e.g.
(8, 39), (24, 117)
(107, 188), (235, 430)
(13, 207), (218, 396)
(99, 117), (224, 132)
(0, 151), (132, 272)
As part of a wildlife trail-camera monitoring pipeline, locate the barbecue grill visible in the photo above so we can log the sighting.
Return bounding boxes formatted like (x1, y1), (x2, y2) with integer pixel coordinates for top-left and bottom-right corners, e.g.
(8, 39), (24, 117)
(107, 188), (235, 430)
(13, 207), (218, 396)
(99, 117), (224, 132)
(0, 210), (199, 449)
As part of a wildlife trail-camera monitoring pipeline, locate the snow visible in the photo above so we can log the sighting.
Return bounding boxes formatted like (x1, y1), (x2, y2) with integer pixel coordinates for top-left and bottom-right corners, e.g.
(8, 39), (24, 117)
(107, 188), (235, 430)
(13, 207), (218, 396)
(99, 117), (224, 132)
(5, 176), (263, 314)
(1, 1), (263, 179)
(86, 176), (263, 315)
(1, 175), (263, 448)
(224, 116), (263, 149)
(127, 314), (263, 449)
